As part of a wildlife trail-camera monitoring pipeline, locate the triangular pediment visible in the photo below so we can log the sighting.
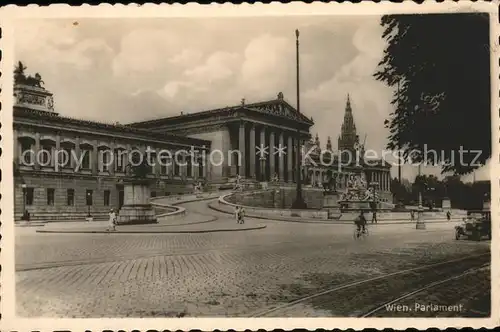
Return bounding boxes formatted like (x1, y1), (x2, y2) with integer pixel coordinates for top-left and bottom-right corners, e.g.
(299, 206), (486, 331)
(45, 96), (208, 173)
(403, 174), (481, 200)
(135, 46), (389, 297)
(245, 99), (314, 125)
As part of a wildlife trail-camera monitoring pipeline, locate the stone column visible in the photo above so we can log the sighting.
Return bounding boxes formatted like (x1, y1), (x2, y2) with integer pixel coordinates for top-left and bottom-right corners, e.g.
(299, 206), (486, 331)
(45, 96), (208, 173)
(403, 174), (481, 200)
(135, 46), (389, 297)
(55, 133), (61, 169)
(278, 131), (285, 181)
(108, 142), (115, 175)
(249, 125), (256, 179)
(73, 136), (80, 170)
(202, 146), (208, 179)
(269, 131), (275, 179)
(192, 152), (198, 179)
(259, 126), (266, 181)
(34, 132), (41, 170)
(92, 140), (98, 175)
(287, 134), (293, 182)
(238, 122), (246, 178)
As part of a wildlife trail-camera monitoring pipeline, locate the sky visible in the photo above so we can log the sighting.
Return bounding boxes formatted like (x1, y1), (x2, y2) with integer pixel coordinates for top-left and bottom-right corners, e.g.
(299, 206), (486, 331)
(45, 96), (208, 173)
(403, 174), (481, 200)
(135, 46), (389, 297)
(14, 16), (490, 183)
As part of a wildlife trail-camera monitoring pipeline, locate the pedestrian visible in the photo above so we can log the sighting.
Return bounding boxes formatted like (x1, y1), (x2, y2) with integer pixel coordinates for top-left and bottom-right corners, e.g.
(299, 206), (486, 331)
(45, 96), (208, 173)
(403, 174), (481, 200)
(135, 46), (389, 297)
(107, 208), (116, 231)
(410, 210), (415, 221)
(371, 210), (378, 224)
(446, 211), (451, 221)
(235, 205), (241, 224)
(239, 206), (245, 224)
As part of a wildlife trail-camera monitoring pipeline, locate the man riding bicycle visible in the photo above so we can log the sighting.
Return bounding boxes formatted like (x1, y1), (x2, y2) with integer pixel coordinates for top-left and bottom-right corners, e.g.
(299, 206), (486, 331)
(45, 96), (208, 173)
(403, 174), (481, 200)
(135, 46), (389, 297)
(354, 210), (367, 235)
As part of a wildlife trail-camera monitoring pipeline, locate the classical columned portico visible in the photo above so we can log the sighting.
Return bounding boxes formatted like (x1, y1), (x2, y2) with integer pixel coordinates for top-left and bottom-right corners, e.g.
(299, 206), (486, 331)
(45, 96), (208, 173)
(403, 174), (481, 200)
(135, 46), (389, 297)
(228, 120), (308, 184)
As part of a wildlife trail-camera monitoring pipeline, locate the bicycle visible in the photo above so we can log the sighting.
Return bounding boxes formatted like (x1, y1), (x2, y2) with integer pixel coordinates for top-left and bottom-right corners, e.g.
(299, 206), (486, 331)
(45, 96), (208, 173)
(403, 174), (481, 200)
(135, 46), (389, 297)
(353, 226), (369, 239)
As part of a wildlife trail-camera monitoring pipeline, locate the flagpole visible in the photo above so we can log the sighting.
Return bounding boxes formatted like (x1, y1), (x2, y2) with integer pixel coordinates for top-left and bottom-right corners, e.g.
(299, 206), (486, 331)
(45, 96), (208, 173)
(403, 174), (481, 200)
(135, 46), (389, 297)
(291, 29), (307, 209)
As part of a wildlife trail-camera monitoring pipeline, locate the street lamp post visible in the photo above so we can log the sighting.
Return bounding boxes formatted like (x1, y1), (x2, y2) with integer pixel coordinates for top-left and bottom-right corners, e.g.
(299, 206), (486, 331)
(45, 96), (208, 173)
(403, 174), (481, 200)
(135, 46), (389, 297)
(291, 29), (307, 209)
(416, 163), (426, 229)
(86, 191), (92, 218)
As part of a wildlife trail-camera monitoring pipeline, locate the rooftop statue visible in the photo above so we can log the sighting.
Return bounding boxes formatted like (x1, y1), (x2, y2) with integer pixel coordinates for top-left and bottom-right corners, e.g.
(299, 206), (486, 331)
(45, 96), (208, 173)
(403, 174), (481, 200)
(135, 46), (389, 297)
(14, 61), (45, 88)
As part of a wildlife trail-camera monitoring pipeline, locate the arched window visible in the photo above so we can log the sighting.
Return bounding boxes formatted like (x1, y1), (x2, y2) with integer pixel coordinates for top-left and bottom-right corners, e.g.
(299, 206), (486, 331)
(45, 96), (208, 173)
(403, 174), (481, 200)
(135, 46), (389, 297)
(18, 136), (35, 166)
(60, 141), (75, 169)
(114, 148), (126, 173)
(40, 138), (56, 167)
(98, 145), (112, 172)
(186, 155), (192, 177)
(79, 143), (93, 170)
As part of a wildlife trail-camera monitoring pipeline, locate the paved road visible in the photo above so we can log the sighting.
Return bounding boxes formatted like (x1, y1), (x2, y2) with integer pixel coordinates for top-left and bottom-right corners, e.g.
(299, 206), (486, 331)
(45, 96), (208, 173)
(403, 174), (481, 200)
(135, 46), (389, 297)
(16, 199), (490, 317)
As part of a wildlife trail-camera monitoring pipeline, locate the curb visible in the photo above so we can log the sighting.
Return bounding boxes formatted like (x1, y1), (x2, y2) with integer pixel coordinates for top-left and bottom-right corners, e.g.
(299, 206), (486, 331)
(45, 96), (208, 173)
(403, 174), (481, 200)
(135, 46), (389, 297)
(142, 215), (218, 227)
(36, 224), (267, 234)
(208, 203), (462, 225)
(15, 223), (47, 227)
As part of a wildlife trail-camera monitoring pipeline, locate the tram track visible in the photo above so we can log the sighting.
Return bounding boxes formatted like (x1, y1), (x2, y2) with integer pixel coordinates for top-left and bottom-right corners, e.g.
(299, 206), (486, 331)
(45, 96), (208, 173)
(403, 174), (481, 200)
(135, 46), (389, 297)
(250, 252), (490, 317)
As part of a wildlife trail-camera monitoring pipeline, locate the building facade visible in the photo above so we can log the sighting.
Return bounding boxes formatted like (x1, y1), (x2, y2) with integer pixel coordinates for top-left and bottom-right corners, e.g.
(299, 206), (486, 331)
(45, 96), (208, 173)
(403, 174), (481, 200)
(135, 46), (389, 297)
(13, 69), (391, 220)
(13, 82), (211, 221)
(129, 93), (314, 184)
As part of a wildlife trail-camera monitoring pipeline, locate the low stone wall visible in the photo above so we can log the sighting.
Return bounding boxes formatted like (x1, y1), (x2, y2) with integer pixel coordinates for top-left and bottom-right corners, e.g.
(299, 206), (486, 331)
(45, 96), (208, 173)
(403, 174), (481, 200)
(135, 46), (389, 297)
(219, 192), (329, 219)
(225, 186), (326, 209)
(338, 210), (467, 222)
(151, 192), (222, 206)
(219, 191), (466, 222)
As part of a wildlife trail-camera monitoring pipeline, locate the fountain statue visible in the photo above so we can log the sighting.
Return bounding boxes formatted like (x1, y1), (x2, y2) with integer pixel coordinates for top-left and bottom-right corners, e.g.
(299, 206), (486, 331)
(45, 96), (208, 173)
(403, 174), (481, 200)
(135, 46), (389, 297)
(338, 171), (378, 212)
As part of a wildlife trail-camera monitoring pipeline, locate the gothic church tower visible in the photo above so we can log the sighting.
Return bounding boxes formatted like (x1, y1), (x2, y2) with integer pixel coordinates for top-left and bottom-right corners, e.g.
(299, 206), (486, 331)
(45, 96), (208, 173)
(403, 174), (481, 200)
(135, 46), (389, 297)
(337, 94), (359, 153)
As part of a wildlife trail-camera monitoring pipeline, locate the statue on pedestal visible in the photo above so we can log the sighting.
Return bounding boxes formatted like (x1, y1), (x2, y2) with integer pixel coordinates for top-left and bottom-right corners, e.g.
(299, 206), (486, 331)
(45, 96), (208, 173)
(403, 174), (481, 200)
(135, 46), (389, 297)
(118, 159), (156, 225)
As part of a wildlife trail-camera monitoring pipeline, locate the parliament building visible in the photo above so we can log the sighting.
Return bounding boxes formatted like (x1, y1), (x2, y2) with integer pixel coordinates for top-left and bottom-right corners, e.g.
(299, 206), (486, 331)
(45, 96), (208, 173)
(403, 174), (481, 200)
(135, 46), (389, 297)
(13, 69), (391, 221)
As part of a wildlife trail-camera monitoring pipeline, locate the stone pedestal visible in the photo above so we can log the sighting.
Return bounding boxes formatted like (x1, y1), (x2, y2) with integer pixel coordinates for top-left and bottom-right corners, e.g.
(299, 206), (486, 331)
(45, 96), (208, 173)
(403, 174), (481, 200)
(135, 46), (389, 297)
(416, 206), (426, 229)
(338, 200), (373, 212)
(117, 180), (157, 225)
(442, 198), (451, 210)
(323, 193), (340, 219)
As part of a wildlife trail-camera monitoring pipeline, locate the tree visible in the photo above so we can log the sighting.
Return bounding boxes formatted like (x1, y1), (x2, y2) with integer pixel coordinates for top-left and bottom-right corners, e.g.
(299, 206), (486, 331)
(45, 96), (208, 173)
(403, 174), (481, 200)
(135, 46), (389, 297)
(375, 14), (491, 175)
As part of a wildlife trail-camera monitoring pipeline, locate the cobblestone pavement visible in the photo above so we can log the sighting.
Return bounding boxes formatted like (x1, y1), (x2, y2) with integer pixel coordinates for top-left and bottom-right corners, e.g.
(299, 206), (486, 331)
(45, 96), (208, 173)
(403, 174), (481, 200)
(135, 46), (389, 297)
(16, 199), (491, 317)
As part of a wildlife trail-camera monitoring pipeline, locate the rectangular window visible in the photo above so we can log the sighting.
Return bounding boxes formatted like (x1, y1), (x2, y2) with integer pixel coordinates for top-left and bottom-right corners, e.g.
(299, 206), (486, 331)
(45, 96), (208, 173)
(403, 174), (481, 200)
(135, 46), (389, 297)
(186, 157), (192, 177)
(47, 188), (55, 206)
(104, 190), (110, 206)
(174, 161), (180, 176)
(148, 152), (156, 174)
(40, 146), (52, 166)
(115, 150), (125, 172)
(20, 141), (33, 165)
(101, 152), (109, 172)
(81, 150), (91, 169)
(62, 147), (72, 167)
(26, 187), (34, 205)
(67, 189), (75, 206)
(86, 189), (93, 206)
